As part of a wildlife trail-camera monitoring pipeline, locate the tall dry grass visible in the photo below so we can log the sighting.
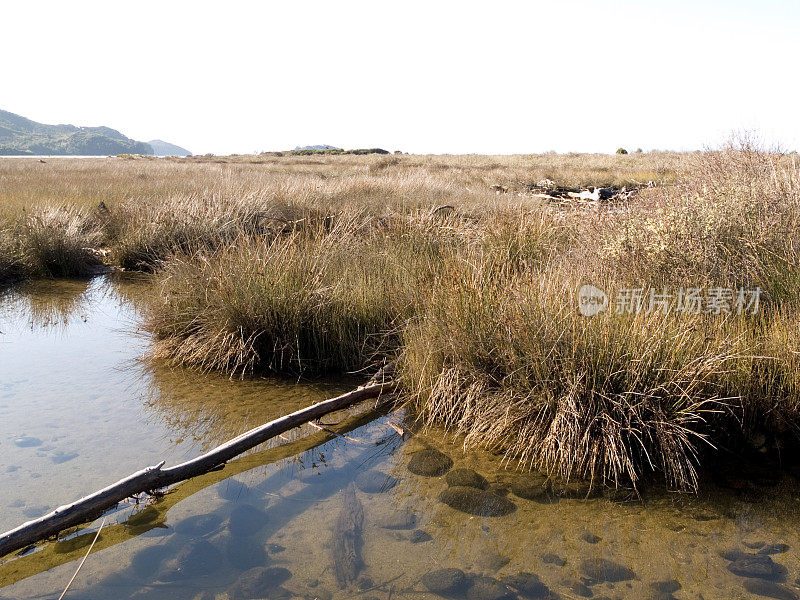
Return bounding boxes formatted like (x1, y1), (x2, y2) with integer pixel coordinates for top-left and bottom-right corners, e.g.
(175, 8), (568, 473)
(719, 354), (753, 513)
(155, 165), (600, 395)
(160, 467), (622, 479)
(1, 147), (797, 491)
(401, 143), (800, 490)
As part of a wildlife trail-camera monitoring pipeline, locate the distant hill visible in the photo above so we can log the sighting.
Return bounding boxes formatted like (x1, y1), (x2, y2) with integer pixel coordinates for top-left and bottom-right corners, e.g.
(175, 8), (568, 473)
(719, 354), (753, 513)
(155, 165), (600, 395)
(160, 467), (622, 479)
(289, 146), (390, 156)
(294, 144), (341, 151)
(0, 109), (153, 156)
(148, 139), (191, 156)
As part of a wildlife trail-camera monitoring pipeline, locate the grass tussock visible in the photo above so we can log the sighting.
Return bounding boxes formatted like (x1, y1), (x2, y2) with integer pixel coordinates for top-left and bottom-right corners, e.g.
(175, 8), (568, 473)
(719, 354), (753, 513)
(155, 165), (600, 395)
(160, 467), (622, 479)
(145, 211), (444, 375)
(0, 205), (103, 283)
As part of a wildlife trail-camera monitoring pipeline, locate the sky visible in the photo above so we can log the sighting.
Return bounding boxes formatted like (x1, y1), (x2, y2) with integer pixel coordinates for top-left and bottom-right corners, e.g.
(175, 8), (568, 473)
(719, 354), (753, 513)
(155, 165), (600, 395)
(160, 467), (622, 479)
(3, 0), (799, 155)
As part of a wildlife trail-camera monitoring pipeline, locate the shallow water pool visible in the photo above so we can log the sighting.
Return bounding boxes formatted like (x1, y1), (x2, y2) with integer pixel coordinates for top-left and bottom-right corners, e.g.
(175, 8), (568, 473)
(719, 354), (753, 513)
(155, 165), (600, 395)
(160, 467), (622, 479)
(1, 277), (800, 600)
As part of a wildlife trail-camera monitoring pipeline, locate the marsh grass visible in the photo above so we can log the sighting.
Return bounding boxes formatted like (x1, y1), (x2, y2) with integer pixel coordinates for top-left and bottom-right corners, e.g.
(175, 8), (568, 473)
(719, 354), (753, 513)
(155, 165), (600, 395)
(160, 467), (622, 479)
(1, 146), (797, 490)
(0, 205), (103, 283)
(145, 211), (443, 375)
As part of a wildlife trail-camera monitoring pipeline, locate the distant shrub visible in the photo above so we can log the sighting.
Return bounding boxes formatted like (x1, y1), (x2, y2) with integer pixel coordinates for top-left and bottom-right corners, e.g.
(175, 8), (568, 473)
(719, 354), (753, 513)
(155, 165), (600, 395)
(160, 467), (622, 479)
(616, 148), (629, 154)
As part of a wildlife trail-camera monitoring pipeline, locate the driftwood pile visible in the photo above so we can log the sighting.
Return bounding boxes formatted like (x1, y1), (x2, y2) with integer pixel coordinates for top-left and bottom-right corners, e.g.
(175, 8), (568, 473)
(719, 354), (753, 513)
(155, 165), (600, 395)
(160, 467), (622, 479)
(492, 179), (655, 204)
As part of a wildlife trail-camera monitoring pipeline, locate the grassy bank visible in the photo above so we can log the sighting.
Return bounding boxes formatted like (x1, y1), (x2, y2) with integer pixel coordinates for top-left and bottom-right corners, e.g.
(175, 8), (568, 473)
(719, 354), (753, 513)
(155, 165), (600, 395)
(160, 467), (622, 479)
(1, 147), (797, 491)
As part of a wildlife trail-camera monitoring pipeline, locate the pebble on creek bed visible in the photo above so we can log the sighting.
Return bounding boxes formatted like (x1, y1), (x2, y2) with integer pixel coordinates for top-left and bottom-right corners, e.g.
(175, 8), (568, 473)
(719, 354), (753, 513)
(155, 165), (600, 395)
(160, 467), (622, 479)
(579, 558), (635, 583)
(227, 504), (269, 537)
(743, 579), (799, 600)
(421, 568), (468, 596)
(503, 572), (556, 599)
(228, 566), (292, 600)
(438, 486), (517, 517)
(407, 448), (454, 476)
(726, 553), (786, 580)
(445, 468), (489, 489)
(466, 576), (516, 600)
(173, 513), (223, 537)
(159, 539), (224, 581)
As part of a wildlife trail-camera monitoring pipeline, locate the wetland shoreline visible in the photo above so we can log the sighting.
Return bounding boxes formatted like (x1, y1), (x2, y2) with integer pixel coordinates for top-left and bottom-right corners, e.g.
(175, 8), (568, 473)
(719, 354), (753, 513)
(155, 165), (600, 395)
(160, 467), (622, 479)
(1, 146), (798, 492)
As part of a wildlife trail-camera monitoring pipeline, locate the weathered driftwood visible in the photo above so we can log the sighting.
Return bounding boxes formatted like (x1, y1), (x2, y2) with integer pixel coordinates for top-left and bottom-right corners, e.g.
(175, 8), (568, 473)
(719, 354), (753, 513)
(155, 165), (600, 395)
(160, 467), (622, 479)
(515, 179), (653, 204)
(0, 379), (395, 559)
(332, 482), (364, 588)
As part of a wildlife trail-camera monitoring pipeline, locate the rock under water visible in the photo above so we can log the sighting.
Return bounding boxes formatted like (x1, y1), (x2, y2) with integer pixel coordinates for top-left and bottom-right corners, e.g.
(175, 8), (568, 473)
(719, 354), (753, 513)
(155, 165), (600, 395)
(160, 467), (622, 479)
(228, 566), (292, 600)
(445, 468), (489, 489)
(727, 554), (786, 580)
(408, 448), (454, 477)
(743, 579), (799, 600)
(579, 558), (635, 583)
(438, 486), (517, 517)
(466, 576), (515, 600)
(504, 572), (556, 599)
(227, 504), (269, 538)
(421, 568), (467, 596)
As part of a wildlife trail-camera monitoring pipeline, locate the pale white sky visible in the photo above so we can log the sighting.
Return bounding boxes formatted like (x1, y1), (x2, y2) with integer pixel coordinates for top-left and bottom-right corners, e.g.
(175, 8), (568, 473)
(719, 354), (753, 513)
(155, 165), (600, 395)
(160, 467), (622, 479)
(4, 0), (798, 155)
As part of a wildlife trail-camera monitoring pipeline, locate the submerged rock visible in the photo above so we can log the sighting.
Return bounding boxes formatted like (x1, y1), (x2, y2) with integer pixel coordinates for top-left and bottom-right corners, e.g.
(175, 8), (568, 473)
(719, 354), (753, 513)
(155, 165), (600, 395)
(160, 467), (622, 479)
(446, 469), (489, 490)
(474, 551), (510, 572)
(650, 580), (681, 594)
(228, 504), (268, 538)
(408, 449), (453, 477)
(438, 486), (517, 517)
(409, 529), (433, 544)
(229, 566), (292, 600)
(743, 579), (799, 600)
(727, 554), (785, 580)
(355, 470), (398, 494)
(510, 475), (550, 501)
(467, 576), (515, 600)
(129, 544), (173, 577)
(173, 513), (223, 538)
(579, 558), (635, 583)
(580, 532), (602, 544)
(568, 581), (593, 597)
(719, 548), (748, 562)
(421, 568), (467, 595)
(504, 572), (555, 599)
(224, 536), (269, 571)
(160, 539), (224, 581)
(541, 554), (566, 567)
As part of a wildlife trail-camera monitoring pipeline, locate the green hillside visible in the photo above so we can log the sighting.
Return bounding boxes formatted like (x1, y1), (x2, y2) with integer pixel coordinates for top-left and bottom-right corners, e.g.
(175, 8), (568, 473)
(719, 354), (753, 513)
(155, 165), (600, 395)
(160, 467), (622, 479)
(0, 110), (154, 156)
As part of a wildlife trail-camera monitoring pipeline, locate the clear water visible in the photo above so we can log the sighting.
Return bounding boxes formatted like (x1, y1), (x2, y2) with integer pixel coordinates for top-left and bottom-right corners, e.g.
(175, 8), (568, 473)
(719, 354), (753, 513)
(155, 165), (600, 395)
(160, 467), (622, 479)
(1, 277), (799, 600)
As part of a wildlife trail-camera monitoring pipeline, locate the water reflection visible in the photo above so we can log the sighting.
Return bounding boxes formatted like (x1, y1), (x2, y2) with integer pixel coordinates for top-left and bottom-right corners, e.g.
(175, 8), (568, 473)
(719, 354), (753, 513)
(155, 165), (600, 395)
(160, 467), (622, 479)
(0, 276), (355, 534)
(141, 363), (353, 451)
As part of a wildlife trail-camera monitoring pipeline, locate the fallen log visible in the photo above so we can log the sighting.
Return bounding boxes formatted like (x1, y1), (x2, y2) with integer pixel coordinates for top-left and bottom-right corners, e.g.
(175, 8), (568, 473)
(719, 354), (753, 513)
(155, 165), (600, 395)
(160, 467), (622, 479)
(0, 378), (396, 559)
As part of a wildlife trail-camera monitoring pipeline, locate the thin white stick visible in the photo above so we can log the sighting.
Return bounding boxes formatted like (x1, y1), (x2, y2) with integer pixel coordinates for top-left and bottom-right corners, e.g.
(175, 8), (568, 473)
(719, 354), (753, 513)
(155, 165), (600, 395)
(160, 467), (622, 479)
(57, 517), (106, 600)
